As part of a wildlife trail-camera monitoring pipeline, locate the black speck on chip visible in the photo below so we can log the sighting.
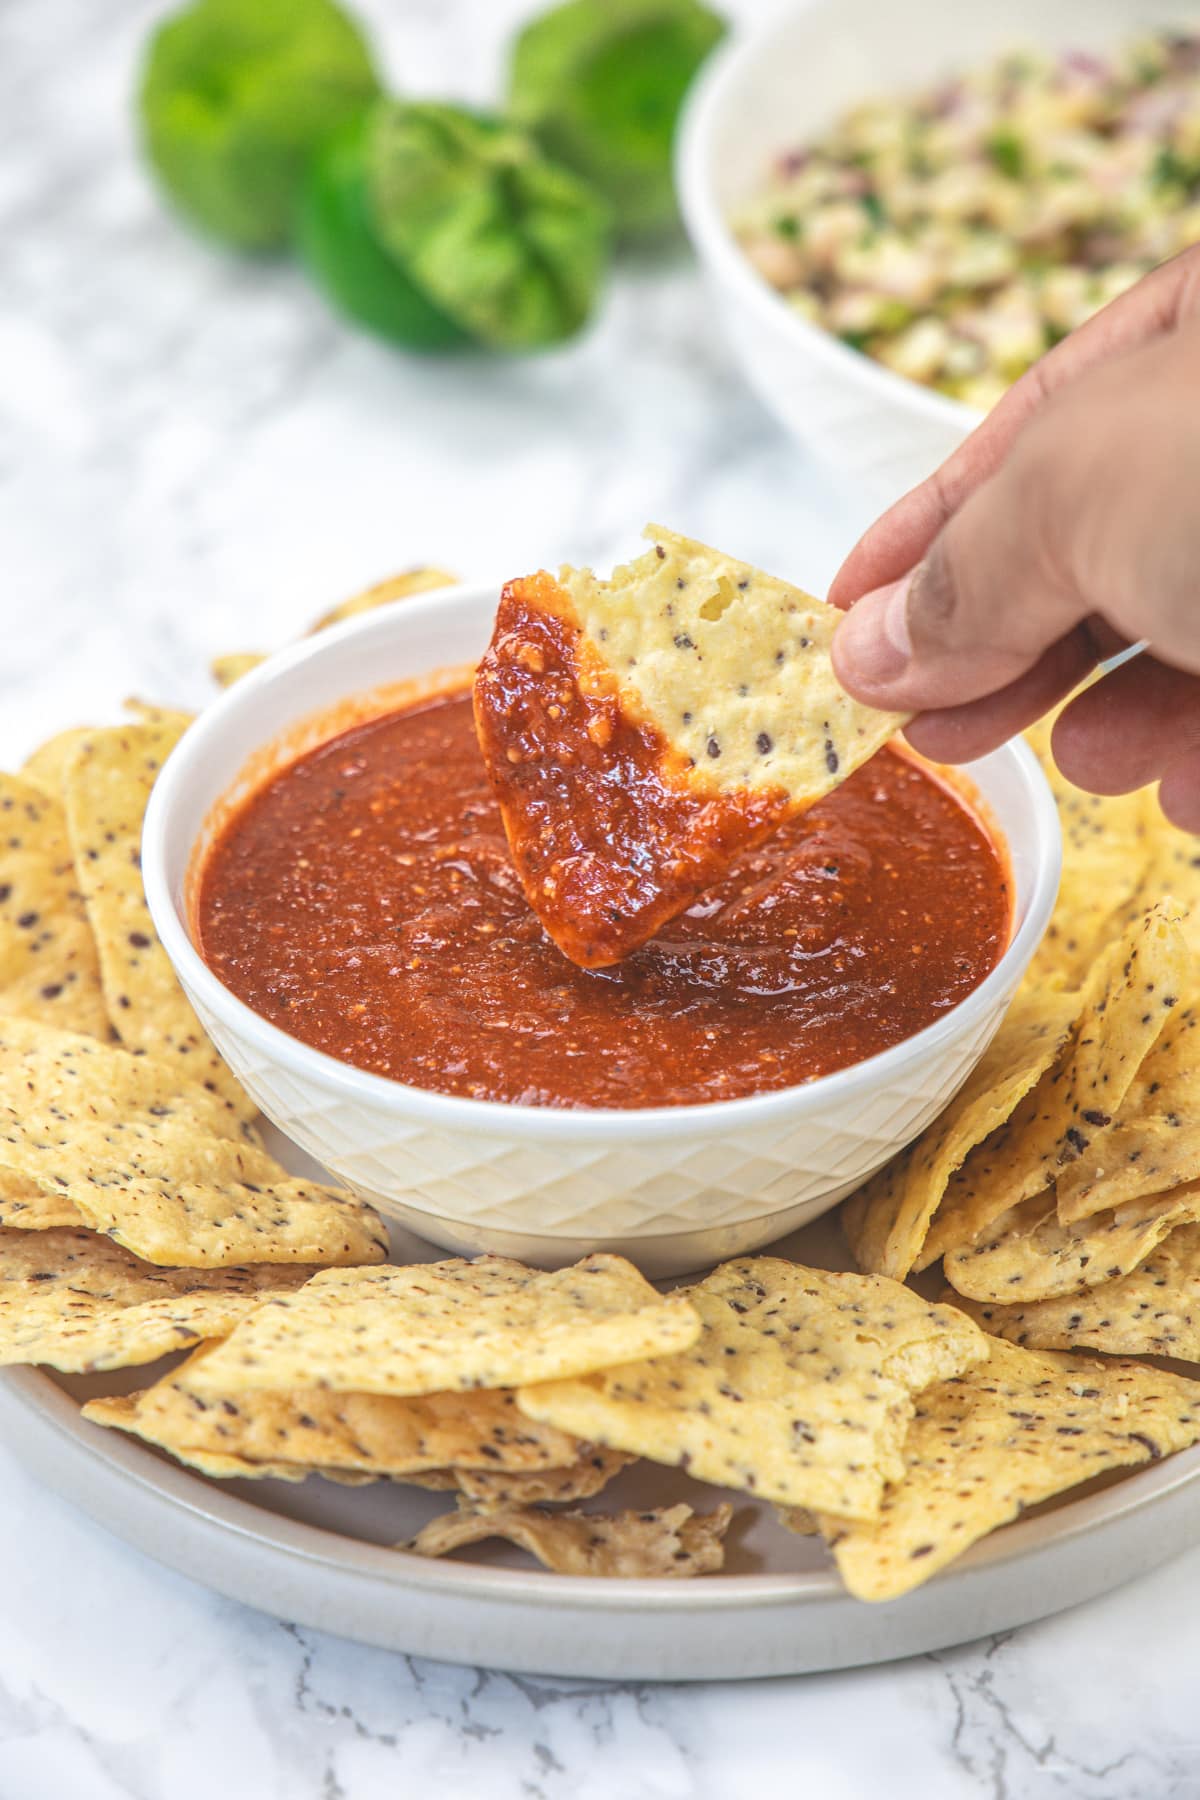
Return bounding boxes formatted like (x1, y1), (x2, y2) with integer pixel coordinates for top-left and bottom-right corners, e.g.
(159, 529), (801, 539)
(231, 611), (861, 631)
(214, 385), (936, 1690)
(655, 544), (666, 560)
(756, 732), (772, 755)
(674, 633), (695, 650)
(707, 737), (721, 759)
(824, 739), (839, 774)
(128, 930), (152, 949)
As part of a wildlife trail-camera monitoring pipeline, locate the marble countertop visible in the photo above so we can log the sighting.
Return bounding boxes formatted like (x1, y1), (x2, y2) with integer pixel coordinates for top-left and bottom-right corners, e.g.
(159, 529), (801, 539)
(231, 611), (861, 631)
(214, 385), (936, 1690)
(4, 1), (1200, 1794)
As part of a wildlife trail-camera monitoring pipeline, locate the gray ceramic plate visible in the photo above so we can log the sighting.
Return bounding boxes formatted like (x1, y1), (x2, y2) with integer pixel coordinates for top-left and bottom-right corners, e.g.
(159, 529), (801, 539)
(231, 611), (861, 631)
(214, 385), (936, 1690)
(3, 1185), (1198, 1680)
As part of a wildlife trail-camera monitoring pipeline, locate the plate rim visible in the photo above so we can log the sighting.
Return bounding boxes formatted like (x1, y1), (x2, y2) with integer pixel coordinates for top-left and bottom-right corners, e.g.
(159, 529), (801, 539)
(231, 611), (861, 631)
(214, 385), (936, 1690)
(8, 1362), (1200, 1616)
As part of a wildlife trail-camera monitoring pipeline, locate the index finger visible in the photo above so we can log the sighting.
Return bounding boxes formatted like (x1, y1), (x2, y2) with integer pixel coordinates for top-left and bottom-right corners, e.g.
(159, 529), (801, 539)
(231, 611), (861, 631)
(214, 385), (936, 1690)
(827, 244), (1200, 610)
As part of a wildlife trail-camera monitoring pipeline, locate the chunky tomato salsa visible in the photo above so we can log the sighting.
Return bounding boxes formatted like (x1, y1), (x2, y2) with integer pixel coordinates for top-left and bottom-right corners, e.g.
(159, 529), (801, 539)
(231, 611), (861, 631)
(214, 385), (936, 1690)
(197, 687), (1010, 1110)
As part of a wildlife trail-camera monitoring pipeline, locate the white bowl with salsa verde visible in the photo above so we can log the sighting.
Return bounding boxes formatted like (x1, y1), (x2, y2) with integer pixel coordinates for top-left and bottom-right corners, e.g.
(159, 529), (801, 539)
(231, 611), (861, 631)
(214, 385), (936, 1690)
(143, 581), (1061, 1278)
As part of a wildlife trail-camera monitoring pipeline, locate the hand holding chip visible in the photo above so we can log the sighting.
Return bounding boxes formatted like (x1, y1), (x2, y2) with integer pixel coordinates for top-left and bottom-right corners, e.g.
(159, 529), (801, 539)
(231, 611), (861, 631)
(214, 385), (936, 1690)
(831, 242), (1200, 830)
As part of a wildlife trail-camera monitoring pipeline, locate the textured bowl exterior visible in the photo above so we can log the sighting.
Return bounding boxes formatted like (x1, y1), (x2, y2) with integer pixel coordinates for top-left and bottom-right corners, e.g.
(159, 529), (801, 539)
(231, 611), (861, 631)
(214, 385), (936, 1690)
(184, 974), (1011, 1276)
(144, 584), (1060, 1278)
(678, 0), (1184, 498)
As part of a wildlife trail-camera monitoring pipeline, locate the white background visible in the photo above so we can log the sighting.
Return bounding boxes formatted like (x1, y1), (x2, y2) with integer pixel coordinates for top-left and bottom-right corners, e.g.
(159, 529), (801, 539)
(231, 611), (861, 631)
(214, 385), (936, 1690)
(2, 1), (1200, 1794)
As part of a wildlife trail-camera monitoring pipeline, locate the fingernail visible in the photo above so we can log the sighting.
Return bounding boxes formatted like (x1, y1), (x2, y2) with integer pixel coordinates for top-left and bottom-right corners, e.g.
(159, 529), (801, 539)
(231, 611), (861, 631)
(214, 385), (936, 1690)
(835, 573), (914, 692)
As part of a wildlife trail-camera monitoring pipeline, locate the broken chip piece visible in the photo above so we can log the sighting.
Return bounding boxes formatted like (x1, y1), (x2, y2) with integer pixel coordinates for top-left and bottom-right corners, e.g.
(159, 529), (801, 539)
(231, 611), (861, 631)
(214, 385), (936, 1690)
(473, 527), (906, 967)
(405, 1498), (732, 1577)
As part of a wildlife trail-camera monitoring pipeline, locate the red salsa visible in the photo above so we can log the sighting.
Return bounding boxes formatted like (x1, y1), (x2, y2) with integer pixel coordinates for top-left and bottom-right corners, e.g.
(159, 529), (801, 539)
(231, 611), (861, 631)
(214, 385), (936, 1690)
(197, 687), (1010, 1110)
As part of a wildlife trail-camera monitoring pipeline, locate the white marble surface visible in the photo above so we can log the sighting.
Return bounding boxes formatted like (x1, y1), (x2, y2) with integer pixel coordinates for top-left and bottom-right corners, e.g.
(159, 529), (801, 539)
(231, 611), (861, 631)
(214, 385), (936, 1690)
(3, 1), (1200, 1795)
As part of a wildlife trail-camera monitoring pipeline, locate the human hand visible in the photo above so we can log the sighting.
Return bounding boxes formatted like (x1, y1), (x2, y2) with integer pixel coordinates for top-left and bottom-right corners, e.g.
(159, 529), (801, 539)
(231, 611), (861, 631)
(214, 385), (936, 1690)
(830, 244), (1200, 829)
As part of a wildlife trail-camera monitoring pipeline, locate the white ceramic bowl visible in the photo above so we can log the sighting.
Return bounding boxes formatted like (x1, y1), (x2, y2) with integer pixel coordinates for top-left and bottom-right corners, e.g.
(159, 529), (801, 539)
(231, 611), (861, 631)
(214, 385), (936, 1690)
(143, 583), (1060, 1277)
(678, 0), (1189, 499)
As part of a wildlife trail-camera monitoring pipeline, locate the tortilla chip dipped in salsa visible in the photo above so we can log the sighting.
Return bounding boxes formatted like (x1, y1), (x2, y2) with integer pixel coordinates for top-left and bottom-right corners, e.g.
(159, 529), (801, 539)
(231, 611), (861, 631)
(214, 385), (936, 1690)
(473, 527), (909, 968)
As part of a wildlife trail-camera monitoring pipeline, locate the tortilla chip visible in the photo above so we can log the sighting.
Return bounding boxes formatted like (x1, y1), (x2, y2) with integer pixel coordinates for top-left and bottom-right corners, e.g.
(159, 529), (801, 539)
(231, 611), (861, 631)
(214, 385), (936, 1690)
(844, 990), (1080, 1279)
(1055, 1000), (1200, 1224)
(776, 1507), (820, 1534)
(0, 1227), (323, 1373)
(951, 1224), (1200, 1361)
(91, 1342), (586, 1475)
(81, 1393), (408, 1483)
(211, 653), (265, 689)
(474, 527), (905, 967)
(0, 1021), (387, 1267)
(1023, 717), (1160, 991)
(62, 720), (253, 1116)
(188, 1253), (700, 1397)
(0, 1169), (80, 1231)
(942, 1184), (1200, 1305)
(20, 727), (94, 800)
(921, 903), (1190, 1268)
(1025, 712), (1200, 988)
(122, 700), (196, 733)
(517, 1259), (987, 1518)
(0, 1012), (256, 1144)
(0, 773), (108, 1037)
(405, 1499), (732, 1577)
(814, 1342), (1200, 1601)
(309, 566), (459, 632)
(453, 1447), (632, 1511)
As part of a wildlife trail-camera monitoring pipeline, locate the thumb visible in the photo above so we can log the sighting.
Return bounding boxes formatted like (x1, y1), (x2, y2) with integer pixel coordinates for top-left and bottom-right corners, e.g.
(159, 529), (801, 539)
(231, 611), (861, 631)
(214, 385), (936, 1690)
(831, 321), (1200, 716)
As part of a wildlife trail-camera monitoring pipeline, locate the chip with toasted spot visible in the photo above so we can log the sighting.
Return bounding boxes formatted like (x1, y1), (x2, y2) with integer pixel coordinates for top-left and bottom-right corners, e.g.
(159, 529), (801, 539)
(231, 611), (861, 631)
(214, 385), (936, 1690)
(87, 1341), (586, 1476)
(942, 1184), (1200, 1306)
(187, 1253), (700, 1396)
(844, 989), (1080, 1280)
(474, 527), (906, 967)
(1055, 1000), (1200, 1225)
(0, 772), (108, 1037)
(921, 903), (1189, 1269)
(950, 1224), (1200, 1362)
(517, 1259), (987, 1518)
(62, 720), (253, 1116)
(0, 1228), (322, 1372)
(813, 1342), (1200, 1601)
(405, 1499), (732, 1577)
(0, 1030), (386, 1266)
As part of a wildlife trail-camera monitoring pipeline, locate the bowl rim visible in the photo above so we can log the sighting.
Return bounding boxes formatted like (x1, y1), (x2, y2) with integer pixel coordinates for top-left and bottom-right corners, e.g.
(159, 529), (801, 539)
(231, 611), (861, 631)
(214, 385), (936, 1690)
(675, 3), (985, 442)
(143, 583), (1062, 1145)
